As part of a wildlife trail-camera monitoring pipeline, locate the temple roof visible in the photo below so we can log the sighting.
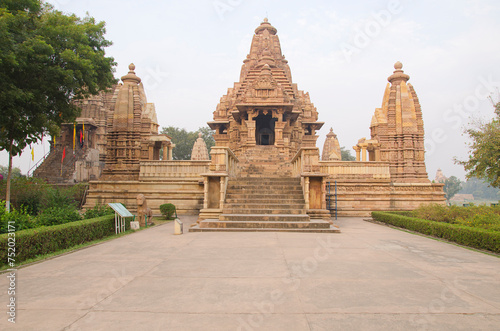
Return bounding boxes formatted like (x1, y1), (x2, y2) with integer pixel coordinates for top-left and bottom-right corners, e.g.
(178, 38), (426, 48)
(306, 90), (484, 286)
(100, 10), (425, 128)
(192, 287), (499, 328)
(213, 19), (320, 124)
(371, 62), (422, 133)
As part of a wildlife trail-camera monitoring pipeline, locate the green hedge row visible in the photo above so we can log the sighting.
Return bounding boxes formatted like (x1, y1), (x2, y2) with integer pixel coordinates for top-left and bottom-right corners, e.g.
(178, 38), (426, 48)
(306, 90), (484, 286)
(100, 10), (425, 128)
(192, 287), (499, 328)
(0, 215), (119, 266)
(371, 211), (500, 253)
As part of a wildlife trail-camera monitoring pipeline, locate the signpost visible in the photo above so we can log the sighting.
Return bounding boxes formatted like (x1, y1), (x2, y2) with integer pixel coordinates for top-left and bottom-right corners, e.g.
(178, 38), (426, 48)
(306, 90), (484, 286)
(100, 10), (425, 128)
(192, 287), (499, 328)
(108, 203), (134, 234)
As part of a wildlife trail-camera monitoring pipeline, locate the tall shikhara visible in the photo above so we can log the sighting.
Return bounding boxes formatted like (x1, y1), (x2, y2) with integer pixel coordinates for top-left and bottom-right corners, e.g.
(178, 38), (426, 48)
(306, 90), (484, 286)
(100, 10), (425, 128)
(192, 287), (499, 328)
(370, 62), (429, 183)
(102, 64), (172, 180)
(209, 18), (323, 159)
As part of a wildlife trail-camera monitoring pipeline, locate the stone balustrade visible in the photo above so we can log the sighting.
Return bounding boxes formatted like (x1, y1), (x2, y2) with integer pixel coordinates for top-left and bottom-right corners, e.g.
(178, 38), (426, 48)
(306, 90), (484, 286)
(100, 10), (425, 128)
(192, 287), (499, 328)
(139, 160), (210, 180)
(320, 161), (391, 181)
(292, 147), (322, 176)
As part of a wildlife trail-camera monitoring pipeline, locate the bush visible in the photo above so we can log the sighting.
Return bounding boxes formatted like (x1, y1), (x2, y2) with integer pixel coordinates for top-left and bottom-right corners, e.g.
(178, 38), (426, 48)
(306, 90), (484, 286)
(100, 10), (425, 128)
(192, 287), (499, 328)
(0, 177), (48, 214)
(84, 203), (113, 219)
(36, 206), (82, 227)
(159, 203), (176, 220)
(372, 211), (500, 253)
(0, 203), (36, 234)
(0, 215), (117, 266)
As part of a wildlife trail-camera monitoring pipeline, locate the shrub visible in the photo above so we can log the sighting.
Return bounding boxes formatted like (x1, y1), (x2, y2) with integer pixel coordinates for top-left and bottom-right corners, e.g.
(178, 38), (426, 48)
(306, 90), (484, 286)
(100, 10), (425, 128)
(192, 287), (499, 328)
(36, 206), (82, 227)
(84, 203), (113, 219)
(0, 204), (36, 234)
(159, 203), (176, 220)
(372, 211), (500, 253)
(0, 215), (117, 266)
(0, 177), (48, 213)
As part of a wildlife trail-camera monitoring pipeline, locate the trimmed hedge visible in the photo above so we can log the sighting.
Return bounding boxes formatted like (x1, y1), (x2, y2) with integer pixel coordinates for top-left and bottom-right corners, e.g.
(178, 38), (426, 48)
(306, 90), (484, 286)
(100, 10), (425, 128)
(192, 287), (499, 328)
(0, 215), (118, 266)
(371, 211), (500, 253)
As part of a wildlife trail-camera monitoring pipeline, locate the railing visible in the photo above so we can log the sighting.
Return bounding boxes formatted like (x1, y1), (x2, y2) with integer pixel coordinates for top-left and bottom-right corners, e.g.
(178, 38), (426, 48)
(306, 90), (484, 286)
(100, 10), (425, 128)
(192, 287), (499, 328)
(291, 147), (321, 176)
(139, 160), (210, 180)
(201, 147), (239, 212)
(26, 151), (51, 177)
(319, 161), (391, 180)
(209, 146), (239, 177)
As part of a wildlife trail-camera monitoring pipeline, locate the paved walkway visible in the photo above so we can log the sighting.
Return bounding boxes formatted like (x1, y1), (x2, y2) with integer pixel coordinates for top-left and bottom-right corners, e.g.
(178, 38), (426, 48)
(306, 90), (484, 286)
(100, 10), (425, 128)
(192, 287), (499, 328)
(1, 217), (499, 331)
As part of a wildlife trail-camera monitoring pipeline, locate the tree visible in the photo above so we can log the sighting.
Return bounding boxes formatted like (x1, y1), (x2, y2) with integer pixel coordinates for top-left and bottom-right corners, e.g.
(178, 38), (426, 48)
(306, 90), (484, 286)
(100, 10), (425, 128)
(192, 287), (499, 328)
(161, 126), (215, 160)
(443, 176), (461, 202)
(455, 102), (500, 188)
(0, 166), (23, 178)
(459, 177), (500, 201)
(341, 146), (356, 161)
(0, 1), (116, 211)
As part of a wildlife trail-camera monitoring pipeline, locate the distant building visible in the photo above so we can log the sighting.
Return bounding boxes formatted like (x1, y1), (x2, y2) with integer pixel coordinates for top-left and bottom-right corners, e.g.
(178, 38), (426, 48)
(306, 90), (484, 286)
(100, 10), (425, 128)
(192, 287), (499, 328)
(450, 194), (475, 202)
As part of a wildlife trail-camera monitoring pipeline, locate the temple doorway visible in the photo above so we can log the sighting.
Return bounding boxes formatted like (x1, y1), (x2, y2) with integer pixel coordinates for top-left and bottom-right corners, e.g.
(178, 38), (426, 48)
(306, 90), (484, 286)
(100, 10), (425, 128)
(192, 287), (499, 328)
(255, 113), (276, 145)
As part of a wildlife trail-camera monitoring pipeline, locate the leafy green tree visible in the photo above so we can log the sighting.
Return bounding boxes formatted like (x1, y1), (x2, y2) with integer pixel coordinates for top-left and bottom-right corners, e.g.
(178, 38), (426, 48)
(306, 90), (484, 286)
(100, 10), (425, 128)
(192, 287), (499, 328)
(455, 102), (500, 188)
(0, 1), (116, 211)
(341, 146), (356, 161)
(161, 126), (215, 160)
(443, 176), (462, 202)
(0, 165), (23, 178)
(459, 177), (500, 201)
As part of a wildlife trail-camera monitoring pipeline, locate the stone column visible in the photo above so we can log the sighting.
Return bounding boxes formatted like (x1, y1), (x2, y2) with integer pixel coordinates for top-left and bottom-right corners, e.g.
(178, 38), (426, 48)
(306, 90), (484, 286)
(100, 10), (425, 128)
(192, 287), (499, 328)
(168, 146), (173, 160)
(246, 120), (256, 146)
(374, 147), (381, 161)
(162, 144), (169, 161)
(361, 144), (367, 162)
(354, 146), (361, 161)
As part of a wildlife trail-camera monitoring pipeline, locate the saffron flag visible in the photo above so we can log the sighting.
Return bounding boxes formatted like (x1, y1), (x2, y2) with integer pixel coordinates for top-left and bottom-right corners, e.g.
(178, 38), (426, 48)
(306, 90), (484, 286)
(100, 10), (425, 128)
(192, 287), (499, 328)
(73, 123), (76, 152)
(61, 147), (66, 163)
(82, 122), (85, 141)
(31, 146), (34, 161)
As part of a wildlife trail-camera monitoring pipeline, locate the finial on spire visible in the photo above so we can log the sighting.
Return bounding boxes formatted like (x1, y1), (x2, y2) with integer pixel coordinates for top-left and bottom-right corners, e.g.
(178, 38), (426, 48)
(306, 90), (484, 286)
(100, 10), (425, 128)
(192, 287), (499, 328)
(387, 61), (409, 84)
(255, 18), (277, 35)
(121, 63), (141, 84)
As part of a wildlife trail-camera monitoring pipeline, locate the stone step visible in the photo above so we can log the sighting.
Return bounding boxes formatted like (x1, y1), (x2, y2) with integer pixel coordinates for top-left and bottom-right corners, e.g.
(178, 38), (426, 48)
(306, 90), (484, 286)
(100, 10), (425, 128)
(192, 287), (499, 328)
(219, 214), (310, 222)
(199, 220), (331, 229)
(232, 177), (300, 182)
(225, 194), (305, 201)
(223, 208), (306, 215)
(228, 183), (302, 188)
(190, 221), (340, 233)
(226, 189), (303, 195)
(224, 203), (305, 209)
(225, 198), (305, 204)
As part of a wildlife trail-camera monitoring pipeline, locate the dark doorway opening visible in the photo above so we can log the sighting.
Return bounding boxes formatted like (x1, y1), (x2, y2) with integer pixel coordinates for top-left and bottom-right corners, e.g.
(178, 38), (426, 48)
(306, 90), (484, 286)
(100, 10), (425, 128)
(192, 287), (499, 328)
(255, 112), (276, 145)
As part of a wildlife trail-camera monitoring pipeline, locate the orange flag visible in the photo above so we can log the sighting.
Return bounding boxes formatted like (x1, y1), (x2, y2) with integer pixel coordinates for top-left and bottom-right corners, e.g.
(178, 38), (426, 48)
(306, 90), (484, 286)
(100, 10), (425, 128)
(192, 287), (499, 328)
(31, 146), (34, 161)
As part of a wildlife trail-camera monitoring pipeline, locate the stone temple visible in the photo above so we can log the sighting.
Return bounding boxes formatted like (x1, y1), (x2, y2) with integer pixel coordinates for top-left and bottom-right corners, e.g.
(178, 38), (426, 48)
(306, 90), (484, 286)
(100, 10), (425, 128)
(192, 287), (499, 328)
(34, 19), (445, 231)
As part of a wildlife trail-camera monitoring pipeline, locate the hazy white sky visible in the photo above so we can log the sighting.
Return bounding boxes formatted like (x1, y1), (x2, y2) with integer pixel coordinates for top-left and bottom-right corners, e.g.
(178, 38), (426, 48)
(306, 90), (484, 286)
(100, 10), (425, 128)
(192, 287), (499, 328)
(2, 0), (500, 180)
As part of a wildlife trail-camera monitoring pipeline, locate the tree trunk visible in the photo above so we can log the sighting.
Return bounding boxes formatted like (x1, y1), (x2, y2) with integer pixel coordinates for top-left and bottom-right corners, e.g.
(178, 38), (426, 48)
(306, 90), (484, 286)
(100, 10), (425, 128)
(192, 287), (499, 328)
(5, 141), (13, 213)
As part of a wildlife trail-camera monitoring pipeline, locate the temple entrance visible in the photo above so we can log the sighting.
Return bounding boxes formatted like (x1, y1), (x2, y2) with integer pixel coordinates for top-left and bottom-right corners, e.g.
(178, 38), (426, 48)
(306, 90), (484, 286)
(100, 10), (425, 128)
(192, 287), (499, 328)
(255, 113), (276, 145)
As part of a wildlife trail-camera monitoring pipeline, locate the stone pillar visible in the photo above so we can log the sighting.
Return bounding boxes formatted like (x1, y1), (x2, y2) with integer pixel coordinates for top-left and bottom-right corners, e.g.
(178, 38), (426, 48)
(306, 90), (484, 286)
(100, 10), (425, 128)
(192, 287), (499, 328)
(275, 121), (285, 148)
(168, 146), (173, 160)
(361, 145), (367, 162)
(246, 119), (256, 146)
(375, 147), (381, 161)
(162, 144), (169, 161)
(354, 146), (361, 161)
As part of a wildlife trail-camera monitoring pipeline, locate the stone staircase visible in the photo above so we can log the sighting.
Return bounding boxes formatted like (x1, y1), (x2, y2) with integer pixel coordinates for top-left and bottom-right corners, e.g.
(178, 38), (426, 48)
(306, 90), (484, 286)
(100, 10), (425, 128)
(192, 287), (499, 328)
(192, 176), (339, 233)
(33, 148), (81, 184)
(237, 145), (292, 177)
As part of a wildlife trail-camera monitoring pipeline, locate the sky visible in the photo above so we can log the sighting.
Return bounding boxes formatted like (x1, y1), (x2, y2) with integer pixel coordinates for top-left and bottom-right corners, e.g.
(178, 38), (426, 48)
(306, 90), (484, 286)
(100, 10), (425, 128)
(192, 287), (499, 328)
(2, 0), (500, 181)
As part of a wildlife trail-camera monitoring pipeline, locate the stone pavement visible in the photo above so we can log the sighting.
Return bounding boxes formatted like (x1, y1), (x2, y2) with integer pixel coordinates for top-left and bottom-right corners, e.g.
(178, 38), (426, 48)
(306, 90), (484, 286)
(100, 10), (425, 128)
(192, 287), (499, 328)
(1, 217), (499, 331)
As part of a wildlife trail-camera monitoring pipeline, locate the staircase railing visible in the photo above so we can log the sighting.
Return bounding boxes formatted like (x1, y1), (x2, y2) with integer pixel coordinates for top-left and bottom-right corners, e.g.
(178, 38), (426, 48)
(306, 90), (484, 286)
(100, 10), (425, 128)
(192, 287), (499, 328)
(27, 151), (51, 177)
